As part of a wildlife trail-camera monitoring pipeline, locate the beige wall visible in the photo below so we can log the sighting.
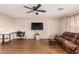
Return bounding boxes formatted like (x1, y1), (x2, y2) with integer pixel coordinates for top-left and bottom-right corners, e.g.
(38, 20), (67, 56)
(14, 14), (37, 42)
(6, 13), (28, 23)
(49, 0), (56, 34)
(60, 17), (67, 34)
(0, 14), (16, 43)
(15, 17), (61, 39)
(0, 14), (61, 41)
(0, 14), (16, 34)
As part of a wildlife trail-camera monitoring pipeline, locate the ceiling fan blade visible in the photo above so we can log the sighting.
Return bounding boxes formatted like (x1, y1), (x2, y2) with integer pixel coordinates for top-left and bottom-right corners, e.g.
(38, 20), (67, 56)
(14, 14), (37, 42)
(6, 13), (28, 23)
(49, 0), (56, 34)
(37, 10), (46, 12)
(24, 6), (32, 10)
(27, 11), (34, 13)
(35, 4), (41, 10)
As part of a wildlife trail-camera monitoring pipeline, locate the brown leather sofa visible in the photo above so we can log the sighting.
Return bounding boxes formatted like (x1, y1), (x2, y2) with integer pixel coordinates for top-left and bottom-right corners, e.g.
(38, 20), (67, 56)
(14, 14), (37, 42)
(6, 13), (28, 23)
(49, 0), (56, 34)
(54, 32), (79, 54)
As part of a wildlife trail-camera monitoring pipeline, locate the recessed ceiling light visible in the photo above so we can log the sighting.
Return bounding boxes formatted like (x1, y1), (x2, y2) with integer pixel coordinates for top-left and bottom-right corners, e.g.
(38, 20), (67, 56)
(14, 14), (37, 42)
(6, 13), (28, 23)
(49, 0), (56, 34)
(58, 8), (64, 10)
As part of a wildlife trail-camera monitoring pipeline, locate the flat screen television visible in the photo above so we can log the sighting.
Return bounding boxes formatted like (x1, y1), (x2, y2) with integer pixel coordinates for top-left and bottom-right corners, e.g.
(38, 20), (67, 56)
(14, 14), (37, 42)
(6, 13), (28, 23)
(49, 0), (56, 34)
(31, 23), (43, 30)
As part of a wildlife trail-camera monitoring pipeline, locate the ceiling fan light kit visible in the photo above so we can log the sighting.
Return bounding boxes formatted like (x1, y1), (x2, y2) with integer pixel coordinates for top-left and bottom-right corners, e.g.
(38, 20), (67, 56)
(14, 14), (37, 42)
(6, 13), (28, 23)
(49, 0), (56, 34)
(24, 4), (46, 15)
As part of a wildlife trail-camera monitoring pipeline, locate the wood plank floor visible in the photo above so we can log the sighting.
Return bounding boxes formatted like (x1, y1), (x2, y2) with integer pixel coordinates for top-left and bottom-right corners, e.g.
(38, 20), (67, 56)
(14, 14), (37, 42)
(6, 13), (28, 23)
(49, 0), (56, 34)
(0, 39), (66, 54)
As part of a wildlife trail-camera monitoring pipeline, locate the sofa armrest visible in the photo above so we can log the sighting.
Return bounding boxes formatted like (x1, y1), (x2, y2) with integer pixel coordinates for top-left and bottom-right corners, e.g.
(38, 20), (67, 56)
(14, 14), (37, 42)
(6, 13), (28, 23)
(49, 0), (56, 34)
(64, 40), (78, 51)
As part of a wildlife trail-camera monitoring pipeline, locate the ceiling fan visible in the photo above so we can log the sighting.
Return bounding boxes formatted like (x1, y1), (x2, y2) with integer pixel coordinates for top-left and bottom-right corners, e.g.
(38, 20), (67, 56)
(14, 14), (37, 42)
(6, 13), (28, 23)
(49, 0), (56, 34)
(24, 4), (46, 15)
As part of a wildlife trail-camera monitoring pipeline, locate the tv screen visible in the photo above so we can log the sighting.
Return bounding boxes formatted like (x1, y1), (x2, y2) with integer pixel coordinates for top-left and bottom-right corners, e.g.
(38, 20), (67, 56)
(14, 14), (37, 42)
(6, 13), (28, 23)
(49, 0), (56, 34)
(31, 23), (43, 30)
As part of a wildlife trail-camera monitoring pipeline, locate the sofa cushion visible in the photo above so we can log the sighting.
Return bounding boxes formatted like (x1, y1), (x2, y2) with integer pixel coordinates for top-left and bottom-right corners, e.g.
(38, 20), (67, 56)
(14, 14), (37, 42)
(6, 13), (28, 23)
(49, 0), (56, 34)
(62, 35), (77, 42)
(64, 40), (78, 51)
(75, 39), (79, 45)
(55, 36), (65, 43)
(63, 32), (77, 37)
(74, 48), (79, 54)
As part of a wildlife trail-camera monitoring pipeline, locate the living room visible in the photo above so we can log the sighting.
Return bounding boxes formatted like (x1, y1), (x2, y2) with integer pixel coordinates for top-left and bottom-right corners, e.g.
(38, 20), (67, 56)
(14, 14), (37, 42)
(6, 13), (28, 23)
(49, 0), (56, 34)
(0, 4), (61, 40)
(1, 0), (79, 59)
(0, 4), (79, 54)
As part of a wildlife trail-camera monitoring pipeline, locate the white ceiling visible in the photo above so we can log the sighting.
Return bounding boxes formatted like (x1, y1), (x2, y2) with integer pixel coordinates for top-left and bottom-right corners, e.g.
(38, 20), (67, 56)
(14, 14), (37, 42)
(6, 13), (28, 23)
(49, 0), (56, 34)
(0, 4), (79, 18)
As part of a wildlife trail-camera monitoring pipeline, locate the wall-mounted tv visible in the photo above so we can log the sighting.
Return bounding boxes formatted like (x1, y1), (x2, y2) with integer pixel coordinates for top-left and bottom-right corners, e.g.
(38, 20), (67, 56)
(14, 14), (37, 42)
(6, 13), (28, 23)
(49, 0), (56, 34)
(31, 22), (43, 30)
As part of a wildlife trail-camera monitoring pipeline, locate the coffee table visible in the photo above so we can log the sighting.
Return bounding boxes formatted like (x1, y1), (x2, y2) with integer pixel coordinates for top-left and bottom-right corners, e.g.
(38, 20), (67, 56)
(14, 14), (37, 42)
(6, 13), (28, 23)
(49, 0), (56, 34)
(49, 39), (56, 45)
